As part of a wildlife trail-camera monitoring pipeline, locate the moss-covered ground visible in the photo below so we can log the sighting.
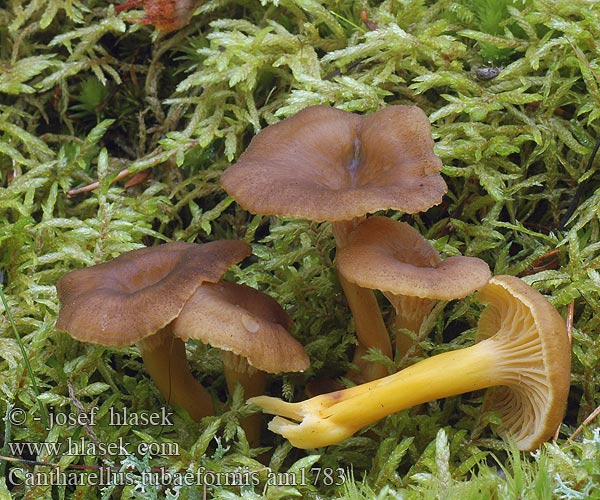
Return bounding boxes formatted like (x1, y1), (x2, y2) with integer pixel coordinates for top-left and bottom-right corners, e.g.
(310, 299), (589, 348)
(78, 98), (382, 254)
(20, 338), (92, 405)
(2, 0), (600, 498)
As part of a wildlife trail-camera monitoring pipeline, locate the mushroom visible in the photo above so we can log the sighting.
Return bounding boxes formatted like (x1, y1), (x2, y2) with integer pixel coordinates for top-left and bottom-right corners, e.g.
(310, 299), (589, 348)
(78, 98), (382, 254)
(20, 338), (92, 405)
(56, 240), (251, 420)
(249, 275), (571, 451)
(171, 280), (310, 446)
(336, 216), (491, 357)
(222, 105), (447, 381)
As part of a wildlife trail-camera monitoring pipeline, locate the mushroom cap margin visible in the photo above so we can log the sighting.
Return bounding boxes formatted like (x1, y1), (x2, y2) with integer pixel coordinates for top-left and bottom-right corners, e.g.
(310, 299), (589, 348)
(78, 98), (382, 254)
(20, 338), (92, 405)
(476, 275), (571, 451)
(171, 281), (310, 374)
(336, 216), (491, 300)
(56, 240), (252, 347)
(221, 105), (447, 222)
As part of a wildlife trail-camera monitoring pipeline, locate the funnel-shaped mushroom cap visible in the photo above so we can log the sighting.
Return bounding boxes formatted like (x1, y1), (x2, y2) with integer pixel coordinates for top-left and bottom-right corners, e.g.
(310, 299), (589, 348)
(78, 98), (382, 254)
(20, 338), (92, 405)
(248, 275), (570, 451)
(172, 281), (310, 374)
(476, 275), (571, 450)
(221, 106), (447, 222)
(337, 216), (491, 300)
(56, 241), (252, 347)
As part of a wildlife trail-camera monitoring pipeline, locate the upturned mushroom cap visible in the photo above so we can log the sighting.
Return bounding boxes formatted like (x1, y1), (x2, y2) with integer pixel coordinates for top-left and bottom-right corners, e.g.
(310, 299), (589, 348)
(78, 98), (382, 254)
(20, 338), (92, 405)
(171, 281), (310, 374)
(337, 216), (491, 301)
(476, 275), (571, 450)
(221, 105), (447, 222)
(56, 241), (252, 347)
(249, 275), (570, 450)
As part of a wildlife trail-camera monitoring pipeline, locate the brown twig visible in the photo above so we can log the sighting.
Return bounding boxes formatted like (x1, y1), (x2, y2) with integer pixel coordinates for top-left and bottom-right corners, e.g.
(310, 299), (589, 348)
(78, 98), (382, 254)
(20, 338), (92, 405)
(568, 404), (600, 443)
(519, 249), (561, 277)
(566, 301), (575, 344)
(67, 168), (134, 197)
(67, 380), (112, 464)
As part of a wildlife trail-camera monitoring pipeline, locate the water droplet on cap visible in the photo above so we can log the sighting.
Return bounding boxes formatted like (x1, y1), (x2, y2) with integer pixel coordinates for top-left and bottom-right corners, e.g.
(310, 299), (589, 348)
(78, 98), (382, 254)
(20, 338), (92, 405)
(241, 313), (260, 333)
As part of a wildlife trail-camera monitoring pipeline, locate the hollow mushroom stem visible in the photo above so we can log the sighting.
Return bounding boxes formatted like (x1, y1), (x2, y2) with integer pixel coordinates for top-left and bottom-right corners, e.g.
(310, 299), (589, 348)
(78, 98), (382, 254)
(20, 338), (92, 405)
(221, 107), (449, 383)
(387, 294), (437, 357)
(251, 275), (570, 451)
(251, 341), (496, 449)
(332, 220), (392, 382)
(221, 350), (268, 448)
(337, 274), (392, 381)
(336, 217), (491, 362)
(139, 326), (214, 420)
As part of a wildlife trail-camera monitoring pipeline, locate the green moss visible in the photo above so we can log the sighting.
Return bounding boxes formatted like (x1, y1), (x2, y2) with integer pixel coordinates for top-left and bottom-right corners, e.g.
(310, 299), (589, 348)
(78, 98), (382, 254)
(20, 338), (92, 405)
(1, 0), (600, 498)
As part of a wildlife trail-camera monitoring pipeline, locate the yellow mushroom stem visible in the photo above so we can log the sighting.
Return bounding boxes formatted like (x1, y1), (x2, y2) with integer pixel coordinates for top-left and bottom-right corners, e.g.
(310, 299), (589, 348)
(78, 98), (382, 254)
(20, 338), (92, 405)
(332, 220), (392, 382)
(386, 293), (437, 358)
(250, 336), (537, 449)
(139, 326), (214, 420)
(221, 350), (268, 448)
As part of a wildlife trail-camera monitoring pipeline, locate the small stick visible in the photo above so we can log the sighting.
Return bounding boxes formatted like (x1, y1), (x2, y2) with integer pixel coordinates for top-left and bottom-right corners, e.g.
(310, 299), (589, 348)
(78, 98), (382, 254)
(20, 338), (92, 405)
(67, 168), (133, 197)
(67, 381), (112, 464)
(565, 301), (575, 344)
(124, 170), (151, 188)
(519, 249), (560, 277)
(568, 404), (600, 443)
(66, 141), (197, 197)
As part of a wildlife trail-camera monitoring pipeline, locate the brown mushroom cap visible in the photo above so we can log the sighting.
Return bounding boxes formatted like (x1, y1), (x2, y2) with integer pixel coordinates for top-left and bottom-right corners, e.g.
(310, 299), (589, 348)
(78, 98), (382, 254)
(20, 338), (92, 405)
(337, 216), (491, 300)
(476, 275), (571, 450)
(221, 105), (447, 222)
(171, 281), (309, 374)
(56, 241), (252, 347)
